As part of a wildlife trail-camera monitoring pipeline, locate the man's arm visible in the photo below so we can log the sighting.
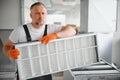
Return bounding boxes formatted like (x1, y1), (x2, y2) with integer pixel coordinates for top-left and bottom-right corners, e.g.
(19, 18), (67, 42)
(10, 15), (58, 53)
(57, 25), (76, 38)
(40, 25), (76, 44)
(3, 40), (14, 55)
(3, 40), (20, 60)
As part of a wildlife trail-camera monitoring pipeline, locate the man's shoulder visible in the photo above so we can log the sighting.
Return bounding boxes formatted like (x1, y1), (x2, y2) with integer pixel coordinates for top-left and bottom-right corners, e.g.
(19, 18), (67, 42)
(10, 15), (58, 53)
(13, 24), (25, 31)
(17, 23), (31, 29)
(22, 23), (31, 27)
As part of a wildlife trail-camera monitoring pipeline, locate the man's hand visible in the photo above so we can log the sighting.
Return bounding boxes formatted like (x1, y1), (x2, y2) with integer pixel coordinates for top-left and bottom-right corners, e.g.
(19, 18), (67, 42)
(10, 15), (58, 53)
(8, 46), (20, 60)
(39, 33), (58, 44)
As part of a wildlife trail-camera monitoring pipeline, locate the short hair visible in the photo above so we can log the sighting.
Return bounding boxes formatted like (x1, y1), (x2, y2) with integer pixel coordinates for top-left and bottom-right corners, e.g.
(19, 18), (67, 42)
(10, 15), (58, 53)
(30, 2), (46, 10)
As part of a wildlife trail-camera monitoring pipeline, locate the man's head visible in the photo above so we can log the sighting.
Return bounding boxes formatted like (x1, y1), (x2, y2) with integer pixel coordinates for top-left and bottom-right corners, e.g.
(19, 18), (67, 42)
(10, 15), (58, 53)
(30, 2), (47, 27)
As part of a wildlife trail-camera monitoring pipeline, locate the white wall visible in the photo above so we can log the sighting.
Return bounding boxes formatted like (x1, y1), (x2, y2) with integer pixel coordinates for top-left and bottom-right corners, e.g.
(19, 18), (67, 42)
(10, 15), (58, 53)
(80, 0), (117, 33)
(46, 14), (66, 25)
(65, 5), (80, 26)
(88, 0), (117, 32)
(0, 0), (21, 44)
(0, 0), (21, 29)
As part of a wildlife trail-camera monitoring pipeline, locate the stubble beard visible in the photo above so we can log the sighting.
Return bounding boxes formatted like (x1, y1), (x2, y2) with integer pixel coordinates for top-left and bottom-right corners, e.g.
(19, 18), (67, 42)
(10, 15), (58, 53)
(35, 22), (44, 26)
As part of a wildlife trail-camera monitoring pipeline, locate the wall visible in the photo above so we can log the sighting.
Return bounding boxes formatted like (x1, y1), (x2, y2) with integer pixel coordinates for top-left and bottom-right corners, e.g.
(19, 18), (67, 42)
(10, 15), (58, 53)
(80, 0), (117, 33)
(88, 0), (117, 32)
(0, 0), (21, 44)
(0, 30), (12, 44)
(112, 0), (120, 70)
(0, 0), (21, 29)
(65, 4), (80, 26)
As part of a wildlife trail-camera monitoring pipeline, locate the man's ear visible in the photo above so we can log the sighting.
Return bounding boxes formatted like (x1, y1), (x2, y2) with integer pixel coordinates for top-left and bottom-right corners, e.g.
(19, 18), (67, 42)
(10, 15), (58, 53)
(30, 13), (32, 18)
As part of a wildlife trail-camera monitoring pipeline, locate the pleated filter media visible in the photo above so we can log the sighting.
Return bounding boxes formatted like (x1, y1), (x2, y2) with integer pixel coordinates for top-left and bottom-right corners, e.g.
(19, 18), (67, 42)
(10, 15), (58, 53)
(15, 33), (98, 80)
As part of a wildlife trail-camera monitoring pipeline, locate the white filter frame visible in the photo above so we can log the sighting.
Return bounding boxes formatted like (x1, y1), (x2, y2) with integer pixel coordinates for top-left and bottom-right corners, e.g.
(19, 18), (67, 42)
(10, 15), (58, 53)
(16, 33), (98, 80)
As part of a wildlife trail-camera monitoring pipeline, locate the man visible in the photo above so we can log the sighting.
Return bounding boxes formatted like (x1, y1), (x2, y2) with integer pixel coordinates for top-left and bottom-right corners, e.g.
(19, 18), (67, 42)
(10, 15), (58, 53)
(3, 2), (76, 80)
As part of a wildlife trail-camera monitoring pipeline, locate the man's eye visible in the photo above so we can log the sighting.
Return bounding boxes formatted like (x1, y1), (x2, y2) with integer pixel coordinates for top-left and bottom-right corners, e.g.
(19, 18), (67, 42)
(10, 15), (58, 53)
(42, 12), (45, 15)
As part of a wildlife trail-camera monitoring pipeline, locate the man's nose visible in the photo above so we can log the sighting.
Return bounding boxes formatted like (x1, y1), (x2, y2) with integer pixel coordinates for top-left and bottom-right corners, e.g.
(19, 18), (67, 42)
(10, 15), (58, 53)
(39, 13), (43, 17)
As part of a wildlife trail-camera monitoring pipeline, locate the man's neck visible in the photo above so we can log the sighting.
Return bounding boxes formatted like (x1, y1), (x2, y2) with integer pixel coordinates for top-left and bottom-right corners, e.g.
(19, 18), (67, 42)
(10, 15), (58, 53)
(31, 23), (43, 29)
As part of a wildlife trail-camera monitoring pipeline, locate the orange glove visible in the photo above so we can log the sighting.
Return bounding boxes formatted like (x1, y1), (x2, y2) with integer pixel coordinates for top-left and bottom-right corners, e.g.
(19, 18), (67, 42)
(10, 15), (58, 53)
(39, 33), (58, 44)
(8, 46), (20, 60)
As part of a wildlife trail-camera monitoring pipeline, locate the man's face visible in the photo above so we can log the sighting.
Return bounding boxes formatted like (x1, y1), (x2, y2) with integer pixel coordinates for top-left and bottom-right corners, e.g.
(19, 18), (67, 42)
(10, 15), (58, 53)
(30, 5), (47, 26)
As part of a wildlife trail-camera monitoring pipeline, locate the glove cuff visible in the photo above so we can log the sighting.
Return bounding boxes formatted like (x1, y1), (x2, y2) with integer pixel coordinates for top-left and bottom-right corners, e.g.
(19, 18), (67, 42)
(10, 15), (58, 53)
(53, 33), (58, 39)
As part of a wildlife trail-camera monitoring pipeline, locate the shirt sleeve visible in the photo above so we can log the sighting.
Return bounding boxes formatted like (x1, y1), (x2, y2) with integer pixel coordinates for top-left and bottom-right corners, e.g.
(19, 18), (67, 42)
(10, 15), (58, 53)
(9, 27), (21, 43)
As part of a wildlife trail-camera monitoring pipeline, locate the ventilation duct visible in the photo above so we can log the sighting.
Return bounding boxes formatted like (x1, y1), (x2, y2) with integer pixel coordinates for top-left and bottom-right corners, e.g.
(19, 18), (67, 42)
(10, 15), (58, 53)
(63, 0), (75, 2)
(38, 0), (52, 7)
(62, 0), (76, 5)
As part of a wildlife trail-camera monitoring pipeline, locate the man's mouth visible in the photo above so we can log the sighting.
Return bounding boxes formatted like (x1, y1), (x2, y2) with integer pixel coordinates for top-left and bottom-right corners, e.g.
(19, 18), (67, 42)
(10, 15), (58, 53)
(35, 22), (43, 26)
